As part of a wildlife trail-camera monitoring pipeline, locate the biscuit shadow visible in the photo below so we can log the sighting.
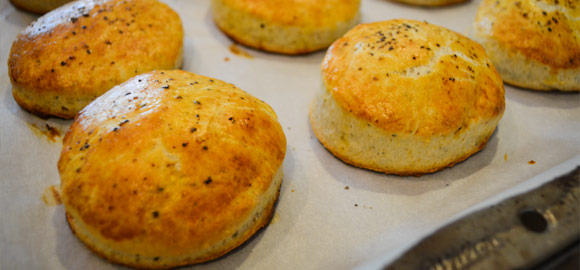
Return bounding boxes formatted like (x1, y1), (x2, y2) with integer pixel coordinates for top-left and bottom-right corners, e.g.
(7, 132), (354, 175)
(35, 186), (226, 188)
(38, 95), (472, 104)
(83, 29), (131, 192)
(308, 117), (498, 196)
(505, 85), (579, 110)
(201, 8), (327, 64)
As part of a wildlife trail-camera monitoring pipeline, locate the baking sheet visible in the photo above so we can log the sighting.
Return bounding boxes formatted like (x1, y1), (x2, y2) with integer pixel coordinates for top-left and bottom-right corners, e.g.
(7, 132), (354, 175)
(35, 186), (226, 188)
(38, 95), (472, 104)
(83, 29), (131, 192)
(0, 0), (579, 269)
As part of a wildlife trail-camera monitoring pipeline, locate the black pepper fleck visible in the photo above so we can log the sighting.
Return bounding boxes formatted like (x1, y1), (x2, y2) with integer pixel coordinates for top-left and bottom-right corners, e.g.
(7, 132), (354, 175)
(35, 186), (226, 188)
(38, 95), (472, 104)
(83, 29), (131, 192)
(204, 177), (212, 184)
(80, 143), (90, 150)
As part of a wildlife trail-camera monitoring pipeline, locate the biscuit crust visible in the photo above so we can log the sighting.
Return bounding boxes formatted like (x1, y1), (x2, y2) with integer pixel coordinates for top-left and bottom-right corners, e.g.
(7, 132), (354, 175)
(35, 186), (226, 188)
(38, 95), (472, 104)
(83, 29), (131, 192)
(312, 19), (505, 175)
(9, 0), (73, 14)
(211, 0), (360, 54)
(473, 0), (580, 91)
(8, 0), (183, 119)
(58, 70), (286, 268)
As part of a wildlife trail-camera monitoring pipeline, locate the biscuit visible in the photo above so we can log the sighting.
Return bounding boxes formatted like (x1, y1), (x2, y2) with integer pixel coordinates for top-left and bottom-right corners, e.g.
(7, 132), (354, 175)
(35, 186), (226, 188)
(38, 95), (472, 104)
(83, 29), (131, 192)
(211, 0), (360, 54)
(8, 0), (183, 119)
(310, 19), (505, 176)
(9, 0), (72, 14)
(473, 0), (580, 91)
(58, 70), (287, 268)
(391, 0), (467, 6)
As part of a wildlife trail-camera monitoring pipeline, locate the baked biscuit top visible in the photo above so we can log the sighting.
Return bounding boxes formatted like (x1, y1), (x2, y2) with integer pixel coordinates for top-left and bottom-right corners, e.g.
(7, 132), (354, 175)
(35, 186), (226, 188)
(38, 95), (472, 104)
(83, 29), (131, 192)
(323, 19), (505, 137)
(8, 0), (183, 104)
(58, 70), (286, 257)
(475, 0), (580, 70)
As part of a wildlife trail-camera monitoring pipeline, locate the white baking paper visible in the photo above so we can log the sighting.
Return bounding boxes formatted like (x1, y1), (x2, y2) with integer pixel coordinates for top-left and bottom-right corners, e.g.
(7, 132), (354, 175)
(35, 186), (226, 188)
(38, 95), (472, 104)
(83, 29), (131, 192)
(0, 0), (579, 269)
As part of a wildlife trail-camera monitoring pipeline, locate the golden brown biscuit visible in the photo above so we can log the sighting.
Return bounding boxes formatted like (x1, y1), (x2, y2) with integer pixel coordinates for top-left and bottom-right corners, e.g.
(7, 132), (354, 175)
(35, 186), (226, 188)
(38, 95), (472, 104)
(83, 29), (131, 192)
(211, 0), (360, 54)
(473, 0), (580, 91)
(58, 70), (286, 268)
(9, 0), (73, 14)
(8, 0), (183, 119)
(310, 19), (505, 176)
(391, 0), (467, 6)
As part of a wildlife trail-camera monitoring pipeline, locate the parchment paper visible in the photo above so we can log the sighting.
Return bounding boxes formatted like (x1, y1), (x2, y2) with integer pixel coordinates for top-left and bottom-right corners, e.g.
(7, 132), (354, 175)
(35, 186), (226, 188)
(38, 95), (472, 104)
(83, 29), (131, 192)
(0, 0), (579, 269)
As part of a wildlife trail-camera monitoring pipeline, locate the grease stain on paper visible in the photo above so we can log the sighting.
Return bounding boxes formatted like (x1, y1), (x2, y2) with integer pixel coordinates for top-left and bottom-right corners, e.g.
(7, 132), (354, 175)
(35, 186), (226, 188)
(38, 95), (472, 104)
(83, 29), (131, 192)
(229, 44), (253, 59)
(27, 123), (62, 142)
(42, 185), (62, 206)
(270, 212), (280, 224)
